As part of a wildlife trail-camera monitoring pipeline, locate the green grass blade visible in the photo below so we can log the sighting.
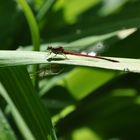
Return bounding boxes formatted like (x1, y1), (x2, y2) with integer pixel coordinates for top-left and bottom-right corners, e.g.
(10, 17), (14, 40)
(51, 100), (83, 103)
(16, 0), (40, 51)
(0, 66), (57, 140)
(0, 50), (140, 73)
(37, 0), (55, 21)
(0, 109), (17, 140)
(15, 0), (40, 87)
(0, 82), (36, 140)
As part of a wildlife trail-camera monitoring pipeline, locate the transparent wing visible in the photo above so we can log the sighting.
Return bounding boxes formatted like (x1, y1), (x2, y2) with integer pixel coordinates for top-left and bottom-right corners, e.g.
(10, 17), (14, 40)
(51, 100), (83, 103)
(63, 42), (106, 56)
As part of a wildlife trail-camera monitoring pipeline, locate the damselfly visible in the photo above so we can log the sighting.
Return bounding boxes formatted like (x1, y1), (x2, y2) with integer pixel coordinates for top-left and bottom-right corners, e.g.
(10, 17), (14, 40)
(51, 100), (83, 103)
(47, 46), (119, 62)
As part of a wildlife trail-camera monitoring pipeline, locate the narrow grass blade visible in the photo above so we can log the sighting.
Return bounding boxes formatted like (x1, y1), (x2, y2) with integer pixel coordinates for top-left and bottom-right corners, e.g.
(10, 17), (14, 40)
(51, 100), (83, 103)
(0, 109), (17, 140)
(0, 50), (140, 73)
(0, 66), (57, 140)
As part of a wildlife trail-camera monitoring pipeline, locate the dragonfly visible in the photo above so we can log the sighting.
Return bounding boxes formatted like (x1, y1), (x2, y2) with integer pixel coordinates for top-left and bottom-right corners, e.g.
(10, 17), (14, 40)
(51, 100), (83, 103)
(47, 46), (119, 62)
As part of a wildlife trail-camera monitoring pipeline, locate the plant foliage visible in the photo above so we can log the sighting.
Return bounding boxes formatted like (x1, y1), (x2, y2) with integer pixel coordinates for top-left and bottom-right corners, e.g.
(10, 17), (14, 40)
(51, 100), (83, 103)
(0, 0), (140, 140)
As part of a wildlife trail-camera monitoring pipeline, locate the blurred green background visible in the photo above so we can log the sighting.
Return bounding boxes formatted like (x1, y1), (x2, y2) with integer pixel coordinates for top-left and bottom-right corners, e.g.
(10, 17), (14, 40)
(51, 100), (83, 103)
(0, 0), (140, 140)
